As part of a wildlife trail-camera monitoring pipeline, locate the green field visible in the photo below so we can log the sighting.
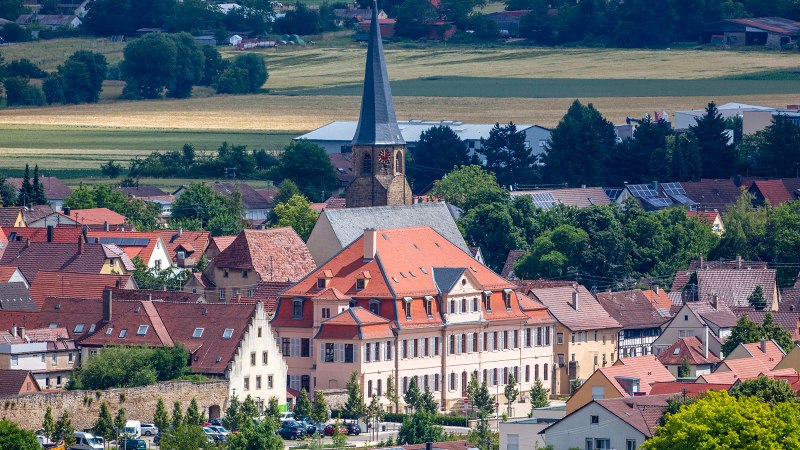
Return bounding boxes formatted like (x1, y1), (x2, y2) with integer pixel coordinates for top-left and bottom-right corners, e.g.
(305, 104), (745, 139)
(282, 76), (800, 98)
(0, 126), (299, 178)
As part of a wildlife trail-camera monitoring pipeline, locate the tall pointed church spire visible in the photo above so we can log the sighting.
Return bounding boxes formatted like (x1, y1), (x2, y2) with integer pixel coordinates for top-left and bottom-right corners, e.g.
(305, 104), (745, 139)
(352, 0), (404, 146)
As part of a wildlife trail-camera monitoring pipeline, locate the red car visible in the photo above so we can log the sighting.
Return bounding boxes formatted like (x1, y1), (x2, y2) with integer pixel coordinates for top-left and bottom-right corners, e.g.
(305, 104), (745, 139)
(323, 424), (347, 436)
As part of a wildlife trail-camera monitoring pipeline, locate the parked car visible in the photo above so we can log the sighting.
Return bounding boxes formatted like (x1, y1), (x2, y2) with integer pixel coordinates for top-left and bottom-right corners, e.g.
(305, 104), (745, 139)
(345, 422), (362, 436)
(153, 433), (160, 445)
(279, 412), (295, 422)
(279, 421), (306, 440)
(140, 423), (158, 436)
(119, 438), (147, 450)
(123, 420), (141, 438)
(208, 425), (230, 440)
(209, 418), (224, 426)
(203, 426), (224, 442)
(72, 431), (104, 450)
(323, 424), (347, 436)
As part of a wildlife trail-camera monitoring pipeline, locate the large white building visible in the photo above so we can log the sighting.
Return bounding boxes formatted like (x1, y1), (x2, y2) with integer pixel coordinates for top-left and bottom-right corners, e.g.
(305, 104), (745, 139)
(294, 120), (552, 161)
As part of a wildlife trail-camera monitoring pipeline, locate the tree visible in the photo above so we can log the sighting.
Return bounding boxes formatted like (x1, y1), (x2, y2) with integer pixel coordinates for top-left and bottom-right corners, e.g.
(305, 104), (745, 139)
(17, 163), (31, 206)
(154, 398), (170, 433)
(570, 378), (583, 395)
(671, 133), (702, 181)
(729, 375), (796, 404)
(612, 0), (678, 47)
(470, 379), (495, 417)
(722, 314), (768, 357)
(279, 140), (338, 202)
(199, 45), (225, 86)
(54, 410), (76, 447)
(529, 379), (549, 409)
(504, 373), (519, 416)
(644, 390), (798, 450)
(761, 311), (795, 354)
(397, 411), (445, 445)
(748, 285), (767, 311)
(344, 371), (366, 420)
(514, 224), (589, 279)
(272, 195), (317, 240)
(171, 182), (224, 228)
(385, 374), (400, 414)
(224, 394), (242, 431)
(273, 179), (301, 206)
(242, 395), (259, 422)
(42, 406), (56, 441)
(121, 33), (178, 99)
(216, 53), (268, 94)
(688, 102), (737, 179)
(267, 396), (281, 425)
(275, 2), (322, 34)
(542, 100), (617, 186)
(31, 164), (46, 205)
(395, 0), (438, 38)
(0, 418), (39, 450)
(92, 402), (115, 443)
(403, 377), (422, 413)
(114, 408), (126, 441)
(159, 424), (208, 450)
(479, 122), (539, 189)
(226, 418), (284, 450)
(171, 401), (184, 429)
(294, 389), (312, 421)
(756, 114), (800, 177)
(57, 51), (107, 104)
(408, 125), (478, 193)
(431, 165), (508, 211)
(0, 0), (24, 21)
(0, 179), (18, 207)
(678, 355), (692, 378)
(100, 160), (123, 178)
(185, 398), (202, 426)
(311, 390), (328, 423)
(419, 387), (438, 414)
(167, 32), (205, 98)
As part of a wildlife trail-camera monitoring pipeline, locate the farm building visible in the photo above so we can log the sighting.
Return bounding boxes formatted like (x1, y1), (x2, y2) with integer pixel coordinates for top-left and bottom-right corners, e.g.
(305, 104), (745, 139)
(486, 10), (530, 37)
(16, 14), (81, 29)
(295, 120), (551, 162)
(702, 17), (800, 48)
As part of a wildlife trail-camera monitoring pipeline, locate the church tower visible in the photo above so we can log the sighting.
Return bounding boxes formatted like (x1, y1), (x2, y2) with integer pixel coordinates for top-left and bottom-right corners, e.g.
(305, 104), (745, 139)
(345, 0), (412, 208)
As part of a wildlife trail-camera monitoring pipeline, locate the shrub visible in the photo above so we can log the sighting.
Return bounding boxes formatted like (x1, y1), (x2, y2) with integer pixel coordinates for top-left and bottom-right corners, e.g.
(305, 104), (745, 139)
(0, 23), (32, 42)
(3, 77), (45, 106)
(5, 59), (47, 79)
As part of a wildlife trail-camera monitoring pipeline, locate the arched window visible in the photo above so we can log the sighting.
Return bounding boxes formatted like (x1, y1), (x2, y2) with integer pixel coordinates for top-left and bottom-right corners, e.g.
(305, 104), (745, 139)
(461, 371), (468, 396)
(543, 364), (548, 380)
(395, 152), (403, 174)
(535, 364), (539, 381)
(363, 153), (372, 174)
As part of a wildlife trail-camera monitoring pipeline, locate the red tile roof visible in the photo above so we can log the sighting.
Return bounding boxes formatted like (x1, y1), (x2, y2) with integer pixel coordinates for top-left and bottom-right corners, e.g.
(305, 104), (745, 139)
(529, 284), (621, 331)
(0, 208), (23, 227)
(607, 355), (676, 395)
(316, 307), (394, 340)
(596, 290), (670, 329)
(686, 210), (720, 224)
(0, 240), (131, 282)
(29, 271), (134, 308)
(731, 340), (785, 366)
(0, 311), (39, 333)
(63, 208), (127, 226)
(2, 226), (84, 244)
(0, 369), (39, 397)
(231, 281), (293, 312)
(212, 228), (315, 282)
(7, 176), (72, 200)
(641, 289), (673, 317)
(696, 268), (777, 308)
(155, 229), (210, 261)
(255, 188), (277, 205)
(751, 179), (794, 206)
(657, 336), (720, 366)
(108, 287), (203, 303)
(594, 394), (672, 437)
(648, 381), (732, 396)
(511, 187), (611, 208)
(209, 235), (236, 255)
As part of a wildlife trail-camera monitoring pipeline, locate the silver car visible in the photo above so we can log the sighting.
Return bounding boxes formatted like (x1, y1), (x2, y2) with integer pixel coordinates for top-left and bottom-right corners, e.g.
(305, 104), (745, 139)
(140, 423), (158, 436)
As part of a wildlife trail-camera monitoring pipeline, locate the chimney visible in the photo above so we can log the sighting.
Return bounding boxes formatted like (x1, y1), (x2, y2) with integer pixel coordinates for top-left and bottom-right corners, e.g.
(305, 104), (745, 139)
(699, 255), (704, 268)
(363, 228), (377, 261)
(47, 225), (53, 243)
(178, 227), (183, 237)
(711, 294), (718, 310)
(736, 255), (742, 269)
(11, 324), (17, 338)
(24, 237), (30, 249)
(103, 221), (109, 231)
(18, 327), (25, 342)
(654, 285), (660, 295)
(78, 234), (84, 254)
(63, 206), (71, 216)
(760, 338), (768, 354)
(652, 180), (659, 192)
(572, 290), (579, 311)
(102, 289), (113, 323)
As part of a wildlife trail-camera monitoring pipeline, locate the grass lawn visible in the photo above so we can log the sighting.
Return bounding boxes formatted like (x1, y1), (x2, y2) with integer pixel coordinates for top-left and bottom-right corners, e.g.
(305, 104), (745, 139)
(0, 38), (126, 71)
(282, 76), (800, 98)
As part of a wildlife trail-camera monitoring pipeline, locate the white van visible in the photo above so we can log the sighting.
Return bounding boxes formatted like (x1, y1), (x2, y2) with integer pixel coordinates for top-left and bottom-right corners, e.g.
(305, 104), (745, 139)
(73, 432), (104, 450)
(123, 420), (141, 438)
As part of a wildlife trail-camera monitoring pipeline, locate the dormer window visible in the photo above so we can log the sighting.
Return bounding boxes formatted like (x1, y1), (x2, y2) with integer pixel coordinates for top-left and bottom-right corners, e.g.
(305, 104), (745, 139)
(404, 297), (412, 320)
(177, 250), (186, 259)
(504, 289), (513, 311)
(292, 299), (304, 319)
(424, 296), (434, 318)
(369, 299), (380, 315)
(356, 271), (371, 290)
(317, 278), (327, 289)
(356, 279), (366, 290)
(483, 291), (492, 313)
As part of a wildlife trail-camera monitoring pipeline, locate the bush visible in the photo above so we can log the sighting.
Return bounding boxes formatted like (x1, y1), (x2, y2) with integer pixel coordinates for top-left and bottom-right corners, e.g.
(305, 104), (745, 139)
(5, 59), (47, 79)
(3, 77), (45, 106)
(0, 23), (32, 42)
(215, 53), (267, 94)
(378, 412), (468, 426)
(68, 345), (189, 390)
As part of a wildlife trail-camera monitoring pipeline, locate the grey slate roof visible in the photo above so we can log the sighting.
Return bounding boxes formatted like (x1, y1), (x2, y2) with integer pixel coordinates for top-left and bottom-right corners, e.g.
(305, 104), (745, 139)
(0, 282), (35, 312)
(352, 0), (404, 146)
(433, 267), (466, 293)
(323, 202), (470, 254)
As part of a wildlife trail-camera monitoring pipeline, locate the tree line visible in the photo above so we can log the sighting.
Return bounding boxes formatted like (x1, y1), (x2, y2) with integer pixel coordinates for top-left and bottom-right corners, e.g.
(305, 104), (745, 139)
(515, 0), (800, 47)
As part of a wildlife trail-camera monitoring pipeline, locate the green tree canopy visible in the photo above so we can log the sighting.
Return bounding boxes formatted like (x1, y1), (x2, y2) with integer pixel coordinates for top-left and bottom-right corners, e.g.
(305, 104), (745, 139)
(185, 398), (203, 426)
(344, 371), (366, 420)
(748, 286), (767, 311)
(154, 398), (170, 432)
(294, 389), (312, 421)
(397, 411), (445, 445)
(431, 165), (508, 211)
(92, 402), (115, 442)
(529, 379), (549, 409)
(394, 0), (438, 38)
(755, 114), (800, 177)
(226, 418), (284, 450)
(159, 424), (207, 450)
(278, 140), (339, 202)
(729, 375), (796, 404)
(407, 125), (478, 193)
(479, 122), (539, 189)
(272, 194), (317, 240)
(311, 390), (328, 423)
(122, 33), (178, 99)
(0, 418), (39, 450)
(167, 32), (205, 99)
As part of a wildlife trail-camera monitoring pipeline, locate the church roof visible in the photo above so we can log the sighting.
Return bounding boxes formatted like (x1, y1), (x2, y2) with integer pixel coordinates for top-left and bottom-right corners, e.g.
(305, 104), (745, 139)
(352, 0), (404, 146)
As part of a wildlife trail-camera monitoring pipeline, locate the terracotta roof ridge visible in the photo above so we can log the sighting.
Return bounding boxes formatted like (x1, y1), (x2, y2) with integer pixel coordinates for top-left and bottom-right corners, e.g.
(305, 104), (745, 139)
(141, 301), (174, 346)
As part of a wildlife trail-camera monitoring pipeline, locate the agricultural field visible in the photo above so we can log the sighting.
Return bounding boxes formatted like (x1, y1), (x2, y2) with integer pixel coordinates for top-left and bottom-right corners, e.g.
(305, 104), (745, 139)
(1, 38), (800, 178)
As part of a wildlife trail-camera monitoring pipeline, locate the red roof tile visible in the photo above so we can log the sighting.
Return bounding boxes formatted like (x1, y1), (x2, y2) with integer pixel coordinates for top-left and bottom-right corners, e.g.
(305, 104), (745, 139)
(156, 229), (210, 261)
(7, 176), (72, 200)
(641, 289), (673, 317)
(62, 208), (127, 226)
(0, 240), (131, 282)
(231, 281), (294, 312)
(212, 228), (315, 282)
(530, 284), (621, 331)
(86, 230), (165, 264)
(686, 210), (721, 224)
(648, 381), (732, 396)
(751, 179), (793, 206)
(594, 394), (672, 437)
(657, 336), (720, 365)
(29, 271), (135, 308)
(0, 369), (39, 397)
(0, 266), (23, 283)
(316, 307), (394, 340)
(2, 226), (84, 244)
(606, 355), (676, 396)
(596, 290), (670, 329)
(500, 250), (524, 279)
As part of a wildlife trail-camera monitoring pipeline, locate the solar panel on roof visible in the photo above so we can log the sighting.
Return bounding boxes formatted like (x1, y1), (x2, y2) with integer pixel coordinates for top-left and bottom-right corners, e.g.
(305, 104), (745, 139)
(643, 197), (672, 209)
(98, 237), (150, 247)
(605, 188), (623, 201)
(627, 184), (659, 199)
(669, 193), (698, 207)
(528, 192), (555, 209)
(661, 182), (687, 197)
